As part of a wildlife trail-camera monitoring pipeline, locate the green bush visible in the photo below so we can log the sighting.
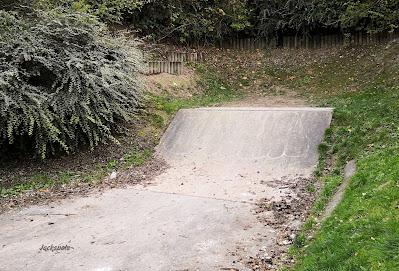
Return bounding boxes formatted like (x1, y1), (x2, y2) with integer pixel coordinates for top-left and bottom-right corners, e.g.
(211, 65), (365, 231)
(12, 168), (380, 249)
(0, 9), (144, 158)
(255, 0), (344, 36)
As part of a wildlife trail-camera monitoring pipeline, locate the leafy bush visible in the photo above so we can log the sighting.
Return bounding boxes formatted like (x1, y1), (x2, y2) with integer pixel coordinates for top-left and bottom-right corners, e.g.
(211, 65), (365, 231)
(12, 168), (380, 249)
(340, 0), (399, 33)
(0, 9), (144, 158)
(34, 0), (148, 23)
(120, 0), (255, 45)
(255, 0), (344, 36)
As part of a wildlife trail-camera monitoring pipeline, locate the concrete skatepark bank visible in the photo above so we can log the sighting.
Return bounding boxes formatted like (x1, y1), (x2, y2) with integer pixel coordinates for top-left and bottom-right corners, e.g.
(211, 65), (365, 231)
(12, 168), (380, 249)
(0, 107), (332, 270)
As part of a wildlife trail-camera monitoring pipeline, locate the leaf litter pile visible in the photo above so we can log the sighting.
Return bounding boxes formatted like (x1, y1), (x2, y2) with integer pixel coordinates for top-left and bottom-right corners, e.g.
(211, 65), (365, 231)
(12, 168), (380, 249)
(239, 176), (319, 271)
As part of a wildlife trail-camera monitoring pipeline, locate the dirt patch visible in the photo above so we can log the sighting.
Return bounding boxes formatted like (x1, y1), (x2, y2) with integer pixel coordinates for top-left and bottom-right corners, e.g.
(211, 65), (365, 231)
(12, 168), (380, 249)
(223, 86), (309, 108)
(143, 66), (198, 98)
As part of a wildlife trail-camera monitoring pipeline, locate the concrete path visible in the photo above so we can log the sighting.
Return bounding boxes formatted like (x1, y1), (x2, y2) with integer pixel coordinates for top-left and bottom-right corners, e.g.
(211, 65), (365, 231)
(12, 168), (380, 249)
(0, 108), (332, 271)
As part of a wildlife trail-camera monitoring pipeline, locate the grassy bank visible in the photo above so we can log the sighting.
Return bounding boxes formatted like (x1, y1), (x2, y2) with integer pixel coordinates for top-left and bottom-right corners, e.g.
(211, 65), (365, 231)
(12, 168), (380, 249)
(274, 43), (399, 270)
(291, 87), (399, 271)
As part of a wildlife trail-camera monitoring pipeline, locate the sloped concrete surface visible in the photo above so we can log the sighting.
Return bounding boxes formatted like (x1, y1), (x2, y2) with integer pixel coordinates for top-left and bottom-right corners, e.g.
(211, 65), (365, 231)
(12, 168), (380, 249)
(142, 108), (333, 202)
(0, 107), (332, 271)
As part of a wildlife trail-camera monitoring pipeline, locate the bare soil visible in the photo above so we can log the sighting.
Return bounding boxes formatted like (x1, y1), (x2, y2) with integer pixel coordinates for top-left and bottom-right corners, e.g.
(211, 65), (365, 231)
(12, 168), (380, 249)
(223, 86), (308, 108)
(144, 66), (198, 98)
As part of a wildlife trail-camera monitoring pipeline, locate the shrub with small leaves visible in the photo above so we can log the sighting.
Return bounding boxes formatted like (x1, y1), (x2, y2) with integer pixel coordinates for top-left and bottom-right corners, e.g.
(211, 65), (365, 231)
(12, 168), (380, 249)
(0, 9), (144, 158)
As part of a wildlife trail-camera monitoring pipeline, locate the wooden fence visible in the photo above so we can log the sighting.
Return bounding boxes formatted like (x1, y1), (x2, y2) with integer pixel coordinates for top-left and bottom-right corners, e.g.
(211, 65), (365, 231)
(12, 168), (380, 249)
(217, 37), (277, 50)
(283, 35), (344, 49)
(283, 31), (399, 49)
(147, 51), (205, 75)
(214, 31), (398, 50)
(166, 51), (206, 62)
(147, 61), (182, 75)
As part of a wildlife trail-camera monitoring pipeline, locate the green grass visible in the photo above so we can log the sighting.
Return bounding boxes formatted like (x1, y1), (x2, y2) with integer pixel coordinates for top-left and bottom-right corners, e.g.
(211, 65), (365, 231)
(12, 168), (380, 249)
(2, 173), (59, 196)
(286, 42), (399, 270)
(295, 146), (399, 270)
(147, 62), (244, 115)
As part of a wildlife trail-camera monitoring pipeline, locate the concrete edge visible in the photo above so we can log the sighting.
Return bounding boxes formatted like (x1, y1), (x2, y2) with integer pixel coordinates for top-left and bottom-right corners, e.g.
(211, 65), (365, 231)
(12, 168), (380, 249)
(320, 160), (356, 222)
(182, 107), (335, 112)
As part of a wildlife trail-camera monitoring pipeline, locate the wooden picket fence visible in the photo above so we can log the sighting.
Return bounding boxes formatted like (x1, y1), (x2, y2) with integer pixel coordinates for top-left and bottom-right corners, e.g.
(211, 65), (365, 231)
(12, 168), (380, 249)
(217, 37), (277, 50)
(147, 61), (182, 75)
(283, 35), (344, 49)
(214, 30), (398, 50)
(147, 51), (205, 75)
(283, 31), (399, 49)
(166, 51), (206, 62)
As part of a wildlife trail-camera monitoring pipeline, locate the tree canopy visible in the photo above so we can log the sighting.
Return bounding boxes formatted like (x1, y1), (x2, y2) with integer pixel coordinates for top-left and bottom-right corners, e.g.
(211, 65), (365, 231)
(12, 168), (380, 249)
(4, 1), (398, 45)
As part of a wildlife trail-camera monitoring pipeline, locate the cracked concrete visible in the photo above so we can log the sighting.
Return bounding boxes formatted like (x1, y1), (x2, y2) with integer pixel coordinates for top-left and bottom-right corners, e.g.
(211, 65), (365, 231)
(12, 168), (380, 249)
(0, 107), (332, 271)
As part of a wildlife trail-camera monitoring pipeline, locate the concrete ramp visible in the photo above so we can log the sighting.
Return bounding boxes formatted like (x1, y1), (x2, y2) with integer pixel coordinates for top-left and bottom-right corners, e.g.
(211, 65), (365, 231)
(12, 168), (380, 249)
(160, 107), (332, 170)
(143, 108), (333, 202)
(0, 107), (333, 271)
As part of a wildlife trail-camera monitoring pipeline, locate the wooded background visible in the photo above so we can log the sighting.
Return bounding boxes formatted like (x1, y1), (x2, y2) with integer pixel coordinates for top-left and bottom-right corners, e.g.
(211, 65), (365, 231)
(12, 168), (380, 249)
(3, 0), (399, 46)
